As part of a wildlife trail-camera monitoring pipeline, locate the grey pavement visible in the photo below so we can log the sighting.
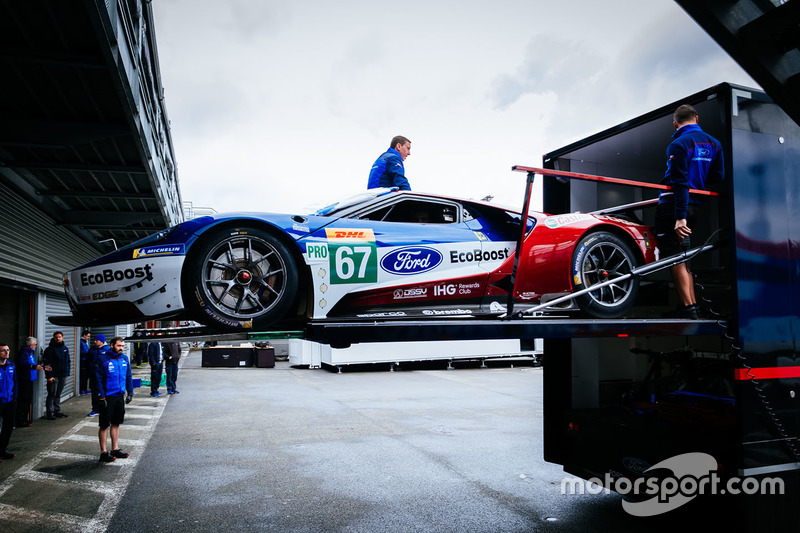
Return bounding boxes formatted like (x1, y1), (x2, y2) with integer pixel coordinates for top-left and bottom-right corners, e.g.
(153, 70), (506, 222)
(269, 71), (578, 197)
(1, 350), (730, 532)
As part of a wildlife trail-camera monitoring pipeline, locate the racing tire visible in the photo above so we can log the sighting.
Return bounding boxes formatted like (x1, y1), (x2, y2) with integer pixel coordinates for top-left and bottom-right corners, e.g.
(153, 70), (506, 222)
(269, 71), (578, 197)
(184, 226), (299, 331)
(570, 231), (639, 319)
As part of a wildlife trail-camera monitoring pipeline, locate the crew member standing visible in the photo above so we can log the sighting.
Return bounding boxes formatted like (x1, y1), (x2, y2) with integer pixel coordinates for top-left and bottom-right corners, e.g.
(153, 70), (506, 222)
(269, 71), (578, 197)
(15, 337), (42, 427)
(147, 342), (164, 397)
(164, 342), (181, 395)
(43, 332), (70, 419)
(655, 104), (724, 319)
(79, 331), (91, 395)
(95, 336), (133, 463)
(87, 334), (109, 417)
(367, 135), (412, 190)
(0, 342), (18, 461)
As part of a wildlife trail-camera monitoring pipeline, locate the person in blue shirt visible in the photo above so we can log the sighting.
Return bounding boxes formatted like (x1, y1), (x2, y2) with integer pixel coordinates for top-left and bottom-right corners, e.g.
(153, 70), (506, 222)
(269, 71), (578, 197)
(367, 135), (412, 190)
(94, 336), (133, 463)
(15, 337), (42, 428)
(655, 104), (724, 319)
(0, 342), (18, 460)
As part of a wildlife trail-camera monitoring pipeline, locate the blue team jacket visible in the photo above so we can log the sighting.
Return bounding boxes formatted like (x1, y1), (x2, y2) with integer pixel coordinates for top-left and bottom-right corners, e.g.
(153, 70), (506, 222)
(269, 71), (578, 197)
(367, 148), (410, 190)
(94, 352), (132, 398)
(660, 123), (724, 219)
(0, 361), (16, 403)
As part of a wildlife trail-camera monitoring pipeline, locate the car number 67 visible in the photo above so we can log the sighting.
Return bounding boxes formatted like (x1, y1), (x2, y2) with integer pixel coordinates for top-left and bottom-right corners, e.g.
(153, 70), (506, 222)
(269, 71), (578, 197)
(331, 244), (377, 284)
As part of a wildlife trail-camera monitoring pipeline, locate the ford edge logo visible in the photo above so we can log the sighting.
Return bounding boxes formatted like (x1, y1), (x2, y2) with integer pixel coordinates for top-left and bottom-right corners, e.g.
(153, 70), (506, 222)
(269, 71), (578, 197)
(380, 246), (443, 275)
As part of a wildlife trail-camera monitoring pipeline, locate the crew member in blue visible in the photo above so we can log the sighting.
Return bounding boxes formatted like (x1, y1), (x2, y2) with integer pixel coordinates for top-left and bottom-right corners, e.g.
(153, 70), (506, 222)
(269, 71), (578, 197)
(87, 334), (109, 417)
(94, 336), (133, 463)
(79, 330), (91, 395)
(367, 135), (412, 190)
(0, 342), (18, 461)
(655, 104), (724, 319)
(15, 337), (42, 427)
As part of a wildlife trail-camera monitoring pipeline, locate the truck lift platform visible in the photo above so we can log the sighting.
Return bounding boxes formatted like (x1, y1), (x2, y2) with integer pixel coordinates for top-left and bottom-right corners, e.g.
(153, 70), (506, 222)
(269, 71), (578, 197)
(127, 316), (723, 347)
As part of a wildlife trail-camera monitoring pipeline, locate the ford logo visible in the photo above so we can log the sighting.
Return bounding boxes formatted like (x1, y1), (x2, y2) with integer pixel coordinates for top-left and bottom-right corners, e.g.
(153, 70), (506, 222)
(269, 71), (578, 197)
(380, 246), (443, 275)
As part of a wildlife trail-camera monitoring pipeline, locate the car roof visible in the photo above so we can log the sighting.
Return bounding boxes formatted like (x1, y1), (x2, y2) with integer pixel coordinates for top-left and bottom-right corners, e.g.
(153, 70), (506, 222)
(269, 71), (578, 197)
(314, 189), (522, 218)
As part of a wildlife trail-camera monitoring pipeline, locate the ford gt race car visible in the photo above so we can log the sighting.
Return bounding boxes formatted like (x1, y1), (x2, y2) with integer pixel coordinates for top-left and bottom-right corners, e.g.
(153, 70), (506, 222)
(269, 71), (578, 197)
(58, 188), (657, 331)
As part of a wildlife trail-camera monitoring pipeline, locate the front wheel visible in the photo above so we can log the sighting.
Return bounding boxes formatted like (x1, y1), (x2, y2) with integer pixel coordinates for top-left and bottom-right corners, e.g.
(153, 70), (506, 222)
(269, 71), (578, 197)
(184, 226), (299, 330)
(571, 231), (639, 319)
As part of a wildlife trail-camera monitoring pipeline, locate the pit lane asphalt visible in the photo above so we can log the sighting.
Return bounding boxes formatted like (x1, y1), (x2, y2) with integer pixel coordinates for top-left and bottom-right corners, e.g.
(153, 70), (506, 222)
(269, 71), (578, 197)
(0, 349), (734, 532)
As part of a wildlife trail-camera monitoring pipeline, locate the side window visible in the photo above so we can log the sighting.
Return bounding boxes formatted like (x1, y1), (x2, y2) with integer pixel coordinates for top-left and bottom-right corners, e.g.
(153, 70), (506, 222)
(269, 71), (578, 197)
(360, 205), (393, 221)
(359, 200), (459, 224)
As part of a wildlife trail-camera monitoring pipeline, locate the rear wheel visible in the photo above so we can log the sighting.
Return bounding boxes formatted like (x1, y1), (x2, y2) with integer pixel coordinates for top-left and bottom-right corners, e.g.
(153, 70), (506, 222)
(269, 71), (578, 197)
(184, 226), (298, 330)
(571, 231), (639, 318)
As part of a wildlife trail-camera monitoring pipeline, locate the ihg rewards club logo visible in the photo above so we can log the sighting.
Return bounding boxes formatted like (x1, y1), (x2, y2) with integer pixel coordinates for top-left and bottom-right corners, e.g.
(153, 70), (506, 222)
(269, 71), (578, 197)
(561, 453), (784, 517)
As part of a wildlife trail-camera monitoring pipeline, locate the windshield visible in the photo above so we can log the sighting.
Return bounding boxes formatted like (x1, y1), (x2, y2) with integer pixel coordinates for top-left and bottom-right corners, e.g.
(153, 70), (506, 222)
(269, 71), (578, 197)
(313, 187), (398, 216)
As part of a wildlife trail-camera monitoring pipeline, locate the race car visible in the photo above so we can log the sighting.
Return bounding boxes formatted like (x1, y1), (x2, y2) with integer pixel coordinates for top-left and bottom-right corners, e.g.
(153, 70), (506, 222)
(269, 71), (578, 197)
(57, 188), (658, 331)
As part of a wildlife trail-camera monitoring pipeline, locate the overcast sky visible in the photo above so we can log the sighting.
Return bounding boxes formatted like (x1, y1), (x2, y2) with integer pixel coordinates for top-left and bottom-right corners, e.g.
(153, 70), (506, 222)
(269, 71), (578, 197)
(151, 0), (755, 216)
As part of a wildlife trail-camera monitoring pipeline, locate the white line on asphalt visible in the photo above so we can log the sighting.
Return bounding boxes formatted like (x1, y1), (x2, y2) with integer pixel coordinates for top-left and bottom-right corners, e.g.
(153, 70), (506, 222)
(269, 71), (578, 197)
(0, 394), (171, 533)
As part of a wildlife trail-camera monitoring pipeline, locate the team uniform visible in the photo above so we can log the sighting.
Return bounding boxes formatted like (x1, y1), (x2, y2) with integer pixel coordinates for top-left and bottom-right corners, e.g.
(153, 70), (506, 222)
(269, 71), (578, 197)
(367, 147), (410, 190)
(94, 351), (133, 430)
(0, 359), (17, 456)
(656, 123), (724, 255)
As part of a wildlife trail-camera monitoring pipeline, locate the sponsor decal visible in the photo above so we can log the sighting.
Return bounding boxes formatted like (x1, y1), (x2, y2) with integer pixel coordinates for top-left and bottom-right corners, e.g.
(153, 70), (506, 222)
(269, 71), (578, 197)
(393, 287), (428, 300)
(325, 228), (375, 241)
(92, 290), (119, 301)
(79, 295), (92, 302)
(292, 224), (310, 233)
(474, 231), (488, 241)
(80, 264), (153, 287)
(380, 246), (443, 275)
(544, 213), (593, 229)
(132, 244), (185, 258)
(325, 228), (377, 284)
(489, 301), (505, 313)
(422, 309), (472, 315)
(435, 284), (456, 296)
(449, 247), (511, 264)
(356, 311), (407, 318)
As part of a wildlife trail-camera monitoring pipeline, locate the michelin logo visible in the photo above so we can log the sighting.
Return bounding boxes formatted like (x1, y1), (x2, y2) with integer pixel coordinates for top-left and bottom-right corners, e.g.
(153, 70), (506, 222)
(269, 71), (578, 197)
(133, 244), (185, 258)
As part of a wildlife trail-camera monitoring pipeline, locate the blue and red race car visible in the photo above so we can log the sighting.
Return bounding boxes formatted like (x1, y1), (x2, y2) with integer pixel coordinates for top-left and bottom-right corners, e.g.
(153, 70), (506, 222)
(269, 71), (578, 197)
(58, 187), (657, 331)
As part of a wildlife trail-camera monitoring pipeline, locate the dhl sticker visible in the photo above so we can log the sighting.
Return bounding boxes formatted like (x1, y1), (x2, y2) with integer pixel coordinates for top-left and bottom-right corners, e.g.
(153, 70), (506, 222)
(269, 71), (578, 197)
(325, 228), (375, 241)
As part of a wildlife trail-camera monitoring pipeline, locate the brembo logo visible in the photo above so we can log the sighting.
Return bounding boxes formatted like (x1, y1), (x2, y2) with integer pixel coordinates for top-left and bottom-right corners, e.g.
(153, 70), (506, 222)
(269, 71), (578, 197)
(80, 264), (153, 286)
(381, 247), (443, 275)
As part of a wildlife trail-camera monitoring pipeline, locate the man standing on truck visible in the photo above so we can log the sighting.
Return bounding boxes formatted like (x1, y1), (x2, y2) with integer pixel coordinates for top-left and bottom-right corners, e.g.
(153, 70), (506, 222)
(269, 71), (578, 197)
(367, 135), (412, 190)
(655, 104), (724, 319)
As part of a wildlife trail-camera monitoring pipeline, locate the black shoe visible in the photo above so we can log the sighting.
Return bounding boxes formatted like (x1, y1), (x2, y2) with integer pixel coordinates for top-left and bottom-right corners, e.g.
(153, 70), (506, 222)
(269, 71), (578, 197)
(663, 304), (699, 319)
(110, 448), (130, 459)
(99, 452), (116, 463)
(55, 412), (68, 418)
(46, 413), (56, 420)
(0, 451), (15, 460)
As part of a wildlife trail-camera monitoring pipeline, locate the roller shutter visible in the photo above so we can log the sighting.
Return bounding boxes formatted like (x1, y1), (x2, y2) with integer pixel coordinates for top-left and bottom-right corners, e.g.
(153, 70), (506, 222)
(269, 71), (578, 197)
(0, 182), (98, 293)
